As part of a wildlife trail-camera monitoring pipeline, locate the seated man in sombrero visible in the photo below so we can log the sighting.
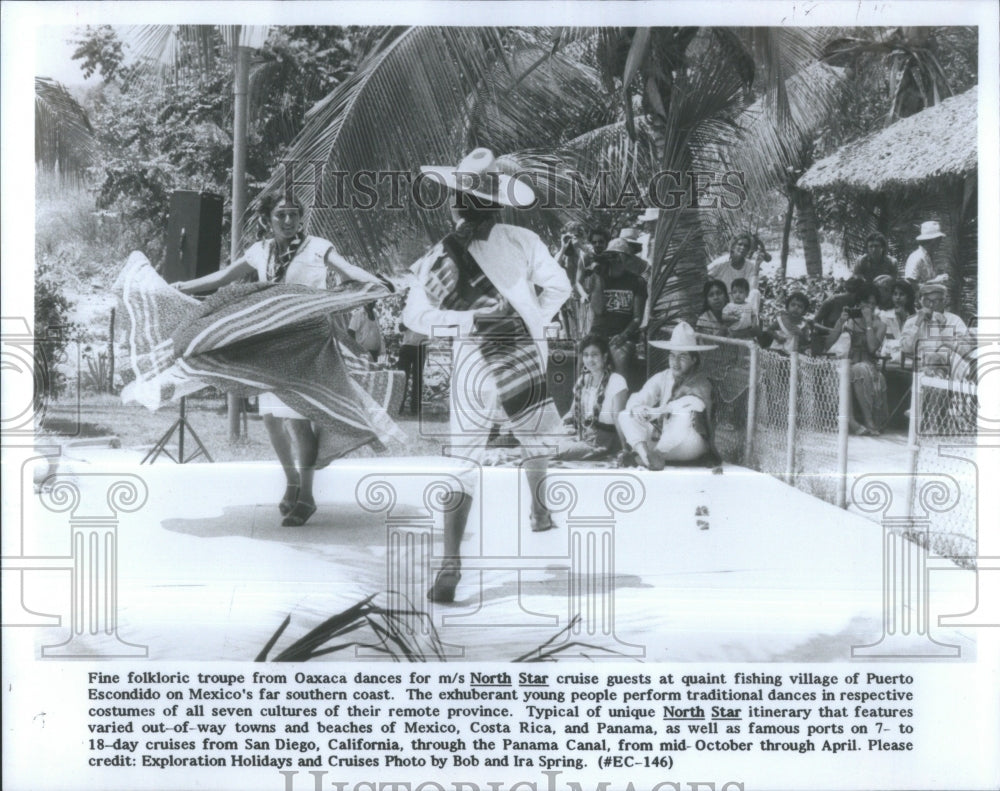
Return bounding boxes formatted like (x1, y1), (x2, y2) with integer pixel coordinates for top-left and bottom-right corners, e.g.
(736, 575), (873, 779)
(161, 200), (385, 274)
(617, 321), (722, 470)
(402, 148), (572, 604)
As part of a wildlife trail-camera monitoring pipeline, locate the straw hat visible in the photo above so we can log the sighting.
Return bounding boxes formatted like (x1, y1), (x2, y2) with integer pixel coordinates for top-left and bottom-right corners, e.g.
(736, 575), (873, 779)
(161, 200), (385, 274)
(618, 227), (645, 254)
(648, 321), (717, 352)
(915, 220), (946, 241)
(597, 238), (648, 275)
(420, 148), (535, 208)
(638, 207), (660, 224)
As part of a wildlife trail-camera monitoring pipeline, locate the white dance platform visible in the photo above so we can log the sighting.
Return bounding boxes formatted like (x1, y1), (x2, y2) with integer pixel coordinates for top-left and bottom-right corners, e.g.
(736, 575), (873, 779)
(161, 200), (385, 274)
(13, 455), (977, 662)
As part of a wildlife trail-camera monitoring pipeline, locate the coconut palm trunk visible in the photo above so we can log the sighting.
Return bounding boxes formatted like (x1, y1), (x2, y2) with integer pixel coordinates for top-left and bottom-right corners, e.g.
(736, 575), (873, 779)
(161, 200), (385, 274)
(793, 186), (824, 277)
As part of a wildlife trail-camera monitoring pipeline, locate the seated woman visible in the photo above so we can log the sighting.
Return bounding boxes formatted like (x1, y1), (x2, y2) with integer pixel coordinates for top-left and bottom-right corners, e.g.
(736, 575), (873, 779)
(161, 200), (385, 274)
(877, 278), (915, 362)
(695, 278), (730, 337)
(556, 334), (628, 460)
(825, 282), (888, 435)
(617, 322), (721, 470)
(878, 279), (915, 339)
(769, 291), (812, 354)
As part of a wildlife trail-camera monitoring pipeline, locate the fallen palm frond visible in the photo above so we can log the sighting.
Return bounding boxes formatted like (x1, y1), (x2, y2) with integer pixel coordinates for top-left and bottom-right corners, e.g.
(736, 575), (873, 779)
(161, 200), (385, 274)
(512, 616), (632, 663)
(255, 593), (445, 662)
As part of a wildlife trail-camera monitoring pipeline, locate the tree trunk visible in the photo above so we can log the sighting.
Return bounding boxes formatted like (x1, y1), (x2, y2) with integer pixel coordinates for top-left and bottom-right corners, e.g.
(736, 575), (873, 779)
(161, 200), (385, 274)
(780, 192), (795, 279)
(793, 187), (823, 278)
(108, 308), (115, 394)
(227, 42), (251, 442)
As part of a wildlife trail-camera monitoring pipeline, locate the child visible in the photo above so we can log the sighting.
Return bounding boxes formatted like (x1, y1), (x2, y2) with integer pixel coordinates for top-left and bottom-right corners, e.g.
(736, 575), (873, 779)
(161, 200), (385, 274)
(721, 277), (758, 338)
(770, 292), (812, 354)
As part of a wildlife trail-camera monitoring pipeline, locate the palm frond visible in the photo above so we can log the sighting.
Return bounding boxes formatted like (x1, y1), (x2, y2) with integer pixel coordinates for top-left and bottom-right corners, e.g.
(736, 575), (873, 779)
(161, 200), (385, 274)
(512, 616), (631, 662)
(34, 77), (95, 181)
(647, 55), (750, 331)
(258, 593), (445, 662)
(557, 117), (656, 209)
(698, 61), (847, 246)
(254, 28), (613, 271)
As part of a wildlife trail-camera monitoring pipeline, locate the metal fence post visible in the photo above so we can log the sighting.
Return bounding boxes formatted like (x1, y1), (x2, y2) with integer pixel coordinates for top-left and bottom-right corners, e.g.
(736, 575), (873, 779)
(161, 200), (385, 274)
(835, 355), (851, 508)
(744, 344), (758, 466)
(905, 346), (921, 520)
(785, 350), (799, 483)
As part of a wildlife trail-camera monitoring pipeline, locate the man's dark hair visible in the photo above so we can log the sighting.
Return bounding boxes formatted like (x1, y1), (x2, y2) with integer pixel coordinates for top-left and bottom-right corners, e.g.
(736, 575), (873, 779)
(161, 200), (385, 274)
(844, 276), (866, 295)
(453, 202), (502, 225)
(864, 231), (888, 249)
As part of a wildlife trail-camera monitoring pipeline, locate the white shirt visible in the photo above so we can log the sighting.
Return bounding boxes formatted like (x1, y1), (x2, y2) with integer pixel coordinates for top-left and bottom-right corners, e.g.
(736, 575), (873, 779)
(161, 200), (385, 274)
(242, 236), (380, 290)
(349, 309), (384, 355)
(403, 223), (571, 358)
(244, 236), (336, 289)
(899, 310), (968, 356)
(579, 372), (628, 424)
(904, 246), (939, 284)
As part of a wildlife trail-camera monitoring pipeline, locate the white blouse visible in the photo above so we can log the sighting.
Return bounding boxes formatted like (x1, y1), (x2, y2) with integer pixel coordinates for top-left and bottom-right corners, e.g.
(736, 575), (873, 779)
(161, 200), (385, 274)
(578, 372), (628, 424)
(243, 236), (341, 289)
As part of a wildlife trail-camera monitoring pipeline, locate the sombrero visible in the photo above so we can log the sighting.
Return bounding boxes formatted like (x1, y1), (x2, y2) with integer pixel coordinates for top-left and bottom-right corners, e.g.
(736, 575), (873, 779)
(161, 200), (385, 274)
(648, 321), (717, 352)
(420, 148), (536, 208)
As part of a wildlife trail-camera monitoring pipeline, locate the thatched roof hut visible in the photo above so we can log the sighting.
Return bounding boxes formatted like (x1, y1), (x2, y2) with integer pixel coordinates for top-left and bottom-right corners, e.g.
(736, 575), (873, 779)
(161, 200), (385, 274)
(799, 86), (978, 317)
(799, 86), (976, 192)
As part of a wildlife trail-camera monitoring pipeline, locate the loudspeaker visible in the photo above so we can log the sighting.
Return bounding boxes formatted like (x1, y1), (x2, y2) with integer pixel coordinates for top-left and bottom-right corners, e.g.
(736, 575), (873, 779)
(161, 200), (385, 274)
(547, 342), (577, 417)
(162, 191), (224, 283)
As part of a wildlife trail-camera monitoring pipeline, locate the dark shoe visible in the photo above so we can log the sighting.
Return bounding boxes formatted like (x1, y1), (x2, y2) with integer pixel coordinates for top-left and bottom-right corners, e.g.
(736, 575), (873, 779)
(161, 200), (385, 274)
(427, 561), (461, 603)
(279, 485), (299, 517)
(282, 500), (317, 527)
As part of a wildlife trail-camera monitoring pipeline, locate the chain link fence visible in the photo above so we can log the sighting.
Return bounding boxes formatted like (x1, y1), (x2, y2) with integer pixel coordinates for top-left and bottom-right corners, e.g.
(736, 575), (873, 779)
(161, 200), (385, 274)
(909, 337), (979, 566)
(684, 337), (849, 507)
(421, 328), (980, 567)
(792, 354), (848, 505)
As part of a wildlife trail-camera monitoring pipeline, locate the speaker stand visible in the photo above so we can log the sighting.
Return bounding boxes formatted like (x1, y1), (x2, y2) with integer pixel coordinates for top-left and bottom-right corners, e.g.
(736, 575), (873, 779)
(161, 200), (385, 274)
(141, 397), (213, 464)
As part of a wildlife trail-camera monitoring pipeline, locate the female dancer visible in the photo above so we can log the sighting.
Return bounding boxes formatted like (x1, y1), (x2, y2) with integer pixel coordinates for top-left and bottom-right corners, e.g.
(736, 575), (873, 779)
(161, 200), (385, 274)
(175, 192), (385, 525)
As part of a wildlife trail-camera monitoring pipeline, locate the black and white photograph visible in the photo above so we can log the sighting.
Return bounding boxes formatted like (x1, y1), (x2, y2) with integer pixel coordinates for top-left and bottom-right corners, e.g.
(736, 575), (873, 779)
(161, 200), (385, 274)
(3, 2), (999, 790)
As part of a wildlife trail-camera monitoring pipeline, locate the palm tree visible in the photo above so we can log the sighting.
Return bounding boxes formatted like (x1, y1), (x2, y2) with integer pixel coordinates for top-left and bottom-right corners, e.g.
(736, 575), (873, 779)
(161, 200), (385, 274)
(254, 27), (610, 267)
(258, 26), (833, 333)
(561, 27), (834, 331)
(821, 27), (954, 122)
(704, 60), (847, 277)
